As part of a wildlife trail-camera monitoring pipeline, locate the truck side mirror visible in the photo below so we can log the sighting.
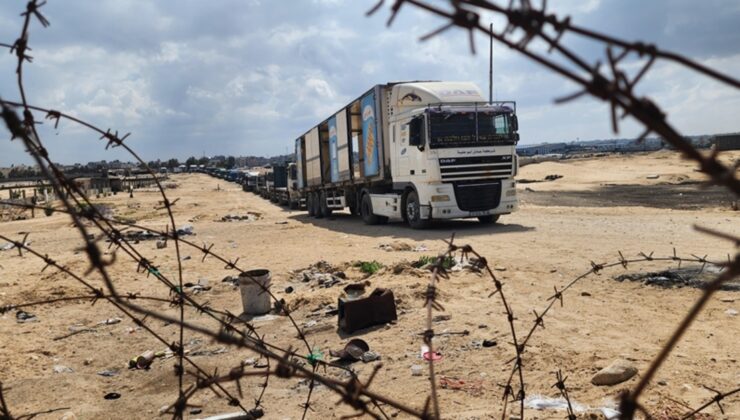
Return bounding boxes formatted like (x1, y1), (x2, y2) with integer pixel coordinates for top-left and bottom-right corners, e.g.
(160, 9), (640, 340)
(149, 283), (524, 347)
(510, 114), (519, 132)
(409, 116), (424, 147)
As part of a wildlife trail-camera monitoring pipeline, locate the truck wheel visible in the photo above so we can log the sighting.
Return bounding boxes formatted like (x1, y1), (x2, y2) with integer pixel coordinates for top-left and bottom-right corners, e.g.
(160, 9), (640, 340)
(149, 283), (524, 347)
(313, 192), (323, 218)
(406, 190), (430, 229)
(289, 200), (299, 210)
(307, 193), (315, 217)
(478, 215), (500, 224)
(360, 194), (382, 225)
(320, 191), (333, 218)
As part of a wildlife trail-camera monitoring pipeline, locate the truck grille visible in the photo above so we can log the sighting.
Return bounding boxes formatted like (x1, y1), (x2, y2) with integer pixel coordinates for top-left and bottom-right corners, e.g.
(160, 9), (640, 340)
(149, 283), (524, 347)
(453, 180), (502, 211)
(439, 155), (513, 181)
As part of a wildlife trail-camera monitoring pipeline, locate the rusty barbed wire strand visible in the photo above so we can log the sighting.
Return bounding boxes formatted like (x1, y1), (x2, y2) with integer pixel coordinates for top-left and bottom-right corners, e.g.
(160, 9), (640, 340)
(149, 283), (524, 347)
(552, 370), (576, 420)
(682, 385), (740, 419)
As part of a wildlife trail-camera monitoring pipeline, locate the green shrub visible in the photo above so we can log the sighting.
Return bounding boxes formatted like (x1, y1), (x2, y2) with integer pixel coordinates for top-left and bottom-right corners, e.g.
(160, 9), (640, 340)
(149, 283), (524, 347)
(414, 255), (456, 269)
(356, 260), (383, 275)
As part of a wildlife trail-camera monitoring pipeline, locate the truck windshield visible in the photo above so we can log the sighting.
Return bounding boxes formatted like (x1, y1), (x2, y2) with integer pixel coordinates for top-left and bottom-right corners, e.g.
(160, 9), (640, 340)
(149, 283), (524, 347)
(428, 110), (515, 148)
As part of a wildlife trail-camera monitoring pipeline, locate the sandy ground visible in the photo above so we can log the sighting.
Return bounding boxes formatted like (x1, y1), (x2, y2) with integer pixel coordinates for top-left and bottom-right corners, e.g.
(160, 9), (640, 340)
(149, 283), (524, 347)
(0, 150), (738, 420)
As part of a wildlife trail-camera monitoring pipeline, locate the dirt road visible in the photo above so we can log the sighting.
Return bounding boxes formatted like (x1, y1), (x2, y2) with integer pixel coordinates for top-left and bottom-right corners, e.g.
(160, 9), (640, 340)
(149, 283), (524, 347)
(0, 151), (738, 419)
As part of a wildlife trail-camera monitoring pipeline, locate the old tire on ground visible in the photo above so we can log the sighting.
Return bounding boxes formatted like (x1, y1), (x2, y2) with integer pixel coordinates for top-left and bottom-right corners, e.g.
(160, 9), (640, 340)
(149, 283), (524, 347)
(320, 191), (333, 217)
(478, 215), (500, 224)
(405, 190), (430, 229)
(307, 193), (315, 217)
(360, 193), (382, 225)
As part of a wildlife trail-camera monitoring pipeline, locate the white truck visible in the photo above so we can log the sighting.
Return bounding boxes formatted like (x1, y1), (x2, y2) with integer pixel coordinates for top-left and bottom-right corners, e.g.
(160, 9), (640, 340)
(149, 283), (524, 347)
(294, 81), (519, 228)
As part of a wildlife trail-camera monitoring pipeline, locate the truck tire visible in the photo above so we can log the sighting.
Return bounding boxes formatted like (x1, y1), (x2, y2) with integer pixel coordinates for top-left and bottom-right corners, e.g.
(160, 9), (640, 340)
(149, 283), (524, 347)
(478, 215), (500, 224)
(405, 190), (430, 229)
(307, 193), (315, 217)
(289, 199), (299, 210)
(320, 191), (332, 218)
(313, 192), (323, 218)
(360, 194), (382, 225)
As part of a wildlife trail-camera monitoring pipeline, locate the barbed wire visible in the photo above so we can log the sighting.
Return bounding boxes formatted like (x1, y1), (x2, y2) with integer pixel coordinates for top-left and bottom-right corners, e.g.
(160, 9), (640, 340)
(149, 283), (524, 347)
(2, 1), (739, 419)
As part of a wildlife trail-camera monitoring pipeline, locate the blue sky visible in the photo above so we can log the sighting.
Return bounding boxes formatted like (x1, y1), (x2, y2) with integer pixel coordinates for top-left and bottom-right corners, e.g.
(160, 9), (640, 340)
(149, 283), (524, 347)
(1, 0), (739, 165)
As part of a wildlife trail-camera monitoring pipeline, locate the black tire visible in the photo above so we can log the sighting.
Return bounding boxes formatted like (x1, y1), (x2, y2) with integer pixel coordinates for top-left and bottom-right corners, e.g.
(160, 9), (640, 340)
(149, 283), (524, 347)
(307, 193), (315, 217)
(319, 191), (332, 218)
(360, 194), (382, 225)
(478, 215), (500, 224)
(405, 190), (430, 229)
(289, 199), (299, 210)
(313, 192), (323, 218)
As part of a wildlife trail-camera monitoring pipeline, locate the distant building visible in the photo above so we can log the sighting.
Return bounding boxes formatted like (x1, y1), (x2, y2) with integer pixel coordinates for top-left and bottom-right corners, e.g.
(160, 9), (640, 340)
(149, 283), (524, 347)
(711, 133), (740, 151)
(516, 142), (568, 156)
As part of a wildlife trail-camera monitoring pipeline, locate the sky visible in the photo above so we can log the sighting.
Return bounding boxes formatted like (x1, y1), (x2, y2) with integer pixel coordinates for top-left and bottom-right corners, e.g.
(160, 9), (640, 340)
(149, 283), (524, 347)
(0, 0), (738, 166)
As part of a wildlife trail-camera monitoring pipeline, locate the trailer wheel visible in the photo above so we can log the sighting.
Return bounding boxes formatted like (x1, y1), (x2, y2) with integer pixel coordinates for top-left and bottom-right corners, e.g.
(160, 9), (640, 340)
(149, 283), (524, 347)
(312, 192), (323, 218)
(319, 191), (333, 218)
(360, 194), (382, 225)
(405, 190), (430, 229)
(307, 193), (315, 217)
(477, 215), (499, 224)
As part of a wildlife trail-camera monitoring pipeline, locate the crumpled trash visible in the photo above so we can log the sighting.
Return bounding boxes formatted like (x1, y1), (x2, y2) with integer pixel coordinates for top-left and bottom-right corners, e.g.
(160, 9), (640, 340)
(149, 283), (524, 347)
(1, 242), (14, 251)
(16, 310), (38, 323)
(176, 224), (194, 236)
(525, 395), (586, 412)
(98, 369), (120, 377)
(53, 365), (74, 374)
(330, 339), (370, 362)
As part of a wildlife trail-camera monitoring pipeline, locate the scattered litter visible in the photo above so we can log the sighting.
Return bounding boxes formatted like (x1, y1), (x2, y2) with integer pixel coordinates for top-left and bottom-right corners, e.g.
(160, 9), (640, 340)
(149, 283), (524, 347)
(129, 350), (158, 369)
(421, 344), (442, 361)
(601, 407), (621, 419)
(544, 174), (563, 181)
(190, 347), (228, 357)
(378, 241), (428, 252)
(97, 369), (120, 377)
(330, 339), (370, 362)
(275, 221), (288, 225)
(432, 314), (452, 322)
(482, 339), (497, 348)
(0, 242), (14, 251)
(720, 297), (735, 303)
(53, 365), (74, 374)
(16, 310), (37, 323)
(646, 174), (660, 179)
(219, 212), (262, 222)
(361, 351), (381, 363)
(338, 288), (397, 333)
(411, 364), (423, 376)
(726, 309), (738, 316)
(284, 286), (294, 294)
(103, 392), (121, 400)
(97, 318), (122, 326)
(615, 265), (738, 291)
(439, 376), (485, 396)
(156, 240), (167, 249)
(525, 395), (586, 412)
(182, 255), (192, 261)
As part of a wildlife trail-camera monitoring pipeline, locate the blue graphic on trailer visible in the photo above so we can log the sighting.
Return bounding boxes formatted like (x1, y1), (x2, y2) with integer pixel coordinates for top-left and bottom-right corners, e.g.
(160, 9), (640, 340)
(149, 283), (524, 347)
(295, 139), (303, 189)
(361, 92), (379, 177)
(328, 116), (339, 183)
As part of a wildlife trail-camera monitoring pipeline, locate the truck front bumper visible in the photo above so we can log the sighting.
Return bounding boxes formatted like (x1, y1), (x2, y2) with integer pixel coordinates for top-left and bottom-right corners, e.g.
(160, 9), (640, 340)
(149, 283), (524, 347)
(420, 180), (518, 220)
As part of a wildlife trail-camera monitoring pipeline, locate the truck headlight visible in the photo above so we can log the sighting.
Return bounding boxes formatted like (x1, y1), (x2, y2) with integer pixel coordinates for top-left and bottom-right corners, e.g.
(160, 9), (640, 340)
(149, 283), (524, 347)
(431, 195), (450, 202)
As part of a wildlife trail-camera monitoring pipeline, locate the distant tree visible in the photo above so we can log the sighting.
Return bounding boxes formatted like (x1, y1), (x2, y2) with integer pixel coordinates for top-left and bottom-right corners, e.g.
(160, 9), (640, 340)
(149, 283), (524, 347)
(185, 156), (197, 167)
(0, 171), (5, 180)
(197, 157), (209, 166)
(166, 158), (179, 169)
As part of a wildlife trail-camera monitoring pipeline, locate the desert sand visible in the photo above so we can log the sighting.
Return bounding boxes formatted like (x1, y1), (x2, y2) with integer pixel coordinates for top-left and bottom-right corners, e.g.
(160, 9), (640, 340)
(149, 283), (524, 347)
(0, 150), (738, 419)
